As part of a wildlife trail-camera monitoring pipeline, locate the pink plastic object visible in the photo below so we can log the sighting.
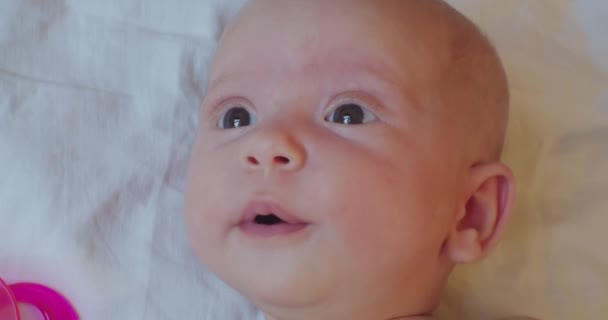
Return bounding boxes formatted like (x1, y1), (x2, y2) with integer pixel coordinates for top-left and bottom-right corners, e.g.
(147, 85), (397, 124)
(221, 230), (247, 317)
(0, 278), (78, 320)
(0, 278), (19, 320)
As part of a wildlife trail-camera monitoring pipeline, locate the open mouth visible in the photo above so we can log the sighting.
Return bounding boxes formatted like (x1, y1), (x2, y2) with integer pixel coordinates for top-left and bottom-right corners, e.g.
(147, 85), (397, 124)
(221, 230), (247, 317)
(253, 214), (286, 226)
(239, 201), (309, 237)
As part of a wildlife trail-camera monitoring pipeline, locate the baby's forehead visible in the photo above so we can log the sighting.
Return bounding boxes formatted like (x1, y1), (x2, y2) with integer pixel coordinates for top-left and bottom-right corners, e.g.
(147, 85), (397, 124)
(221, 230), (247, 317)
(221, 0), (457, 48)
(209, 0), (494, 113)
(210, 2), (452, 96)
(211, 35), (416, 92)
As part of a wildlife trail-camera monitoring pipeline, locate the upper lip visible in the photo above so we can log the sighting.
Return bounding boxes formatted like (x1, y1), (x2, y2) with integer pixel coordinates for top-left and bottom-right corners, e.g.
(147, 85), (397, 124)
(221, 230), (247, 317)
(239, 199), (308, 225)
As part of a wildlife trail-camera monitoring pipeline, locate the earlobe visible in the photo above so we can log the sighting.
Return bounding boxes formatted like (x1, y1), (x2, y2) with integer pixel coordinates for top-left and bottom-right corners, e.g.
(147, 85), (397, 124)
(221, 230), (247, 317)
(446, 229), (481, 263)
(445, 162), (516, 264)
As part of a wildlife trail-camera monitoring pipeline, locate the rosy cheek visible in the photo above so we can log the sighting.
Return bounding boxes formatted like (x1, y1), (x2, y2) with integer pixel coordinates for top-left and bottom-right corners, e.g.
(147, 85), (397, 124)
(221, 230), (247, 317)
(185, 159), (224, 226)
(316, 184), (385, 251)
(184, 187), (225, 268)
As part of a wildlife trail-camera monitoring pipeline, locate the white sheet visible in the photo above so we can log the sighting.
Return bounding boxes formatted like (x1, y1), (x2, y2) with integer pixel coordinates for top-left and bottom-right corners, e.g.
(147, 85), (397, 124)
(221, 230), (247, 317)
(1, 0), (606, 319)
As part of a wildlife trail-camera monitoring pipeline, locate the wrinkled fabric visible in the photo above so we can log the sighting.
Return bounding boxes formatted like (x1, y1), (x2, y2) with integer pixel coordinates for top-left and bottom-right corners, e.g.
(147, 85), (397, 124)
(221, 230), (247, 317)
(0, 0), (606, 319)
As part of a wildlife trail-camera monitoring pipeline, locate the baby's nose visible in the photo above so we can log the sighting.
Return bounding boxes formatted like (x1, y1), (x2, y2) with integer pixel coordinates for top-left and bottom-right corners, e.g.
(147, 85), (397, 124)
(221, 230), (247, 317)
(241, 127), (306, 174)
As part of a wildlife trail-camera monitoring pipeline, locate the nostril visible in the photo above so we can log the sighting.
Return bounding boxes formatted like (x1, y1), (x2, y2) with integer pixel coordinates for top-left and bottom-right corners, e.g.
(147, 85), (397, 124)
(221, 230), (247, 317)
(247, 156), (259, 165)
(275, 156), (290, 164)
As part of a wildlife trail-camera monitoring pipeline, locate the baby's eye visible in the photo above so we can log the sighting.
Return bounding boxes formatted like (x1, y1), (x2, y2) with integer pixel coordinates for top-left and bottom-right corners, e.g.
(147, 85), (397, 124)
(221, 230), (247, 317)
(218, 106), (255, 129)
(325, 103), (377, 125)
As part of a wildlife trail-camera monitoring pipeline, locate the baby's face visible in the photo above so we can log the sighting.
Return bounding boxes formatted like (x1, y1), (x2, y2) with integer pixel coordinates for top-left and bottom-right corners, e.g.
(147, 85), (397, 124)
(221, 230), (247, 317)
(185, 1), (468, 318)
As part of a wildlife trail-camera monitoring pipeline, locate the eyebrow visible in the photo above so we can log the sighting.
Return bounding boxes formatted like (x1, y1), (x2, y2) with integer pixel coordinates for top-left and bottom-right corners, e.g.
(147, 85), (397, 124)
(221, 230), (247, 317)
(211, 49), (406, 86)
(205, 57), (418, 114)
(323, 59), (412, 97)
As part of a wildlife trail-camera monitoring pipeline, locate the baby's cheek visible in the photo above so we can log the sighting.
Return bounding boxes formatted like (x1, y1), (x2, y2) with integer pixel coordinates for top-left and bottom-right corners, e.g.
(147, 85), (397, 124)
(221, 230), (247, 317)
(184, 189), (213, 243)
(318, 169), (432, 265)
(184, 165), (229, 258)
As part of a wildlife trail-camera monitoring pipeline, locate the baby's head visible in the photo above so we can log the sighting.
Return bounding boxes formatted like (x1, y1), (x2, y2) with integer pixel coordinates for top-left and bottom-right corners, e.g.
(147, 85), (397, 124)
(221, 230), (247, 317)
(185, 0), (515, 319)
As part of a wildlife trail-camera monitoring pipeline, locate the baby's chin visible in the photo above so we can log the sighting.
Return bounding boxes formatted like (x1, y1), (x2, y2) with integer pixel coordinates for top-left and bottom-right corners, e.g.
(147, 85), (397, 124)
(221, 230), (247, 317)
(223, 248), (338, 310)
(245, 279), (331, 311)
(228, 262), (430, 320)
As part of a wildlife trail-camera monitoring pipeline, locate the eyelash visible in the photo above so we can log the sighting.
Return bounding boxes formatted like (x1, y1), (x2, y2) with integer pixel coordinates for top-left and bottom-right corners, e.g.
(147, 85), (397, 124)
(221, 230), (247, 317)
(209, 97), (379, 129)
(324, 99), (378, 124)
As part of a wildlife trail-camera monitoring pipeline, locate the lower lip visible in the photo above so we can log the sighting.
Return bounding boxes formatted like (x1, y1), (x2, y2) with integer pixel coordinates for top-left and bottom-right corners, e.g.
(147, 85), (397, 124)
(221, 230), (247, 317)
(239, 222), (309, 237)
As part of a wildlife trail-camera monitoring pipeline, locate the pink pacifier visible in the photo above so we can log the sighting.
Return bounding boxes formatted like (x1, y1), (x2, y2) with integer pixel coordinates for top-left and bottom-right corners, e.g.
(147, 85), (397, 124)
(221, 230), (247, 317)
(0, 277), (78, 320)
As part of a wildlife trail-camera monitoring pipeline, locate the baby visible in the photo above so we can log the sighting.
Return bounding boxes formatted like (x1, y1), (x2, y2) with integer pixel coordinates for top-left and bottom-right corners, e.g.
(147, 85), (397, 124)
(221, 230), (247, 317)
(184, 0), (519, 319)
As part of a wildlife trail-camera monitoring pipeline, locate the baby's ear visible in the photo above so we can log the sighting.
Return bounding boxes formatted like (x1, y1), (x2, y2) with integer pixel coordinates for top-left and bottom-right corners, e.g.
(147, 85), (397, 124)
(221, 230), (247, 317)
(445, 162), (516, 263)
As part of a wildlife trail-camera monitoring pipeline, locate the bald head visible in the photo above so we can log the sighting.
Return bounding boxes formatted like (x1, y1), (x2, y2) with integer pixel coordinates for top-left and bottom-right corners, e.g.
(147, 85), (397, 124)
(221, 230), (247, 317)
(214, 0), (509, 161)
(195, 2), (512, 317)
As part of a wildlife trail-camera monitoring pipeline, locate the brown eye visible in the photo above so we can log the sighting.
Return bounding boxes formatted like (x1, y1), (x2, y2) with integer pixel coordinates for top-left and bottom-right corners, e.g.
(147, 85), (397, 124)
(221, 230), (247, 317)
(325, 103), (376, 125)
(219, 107), (255, 129)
